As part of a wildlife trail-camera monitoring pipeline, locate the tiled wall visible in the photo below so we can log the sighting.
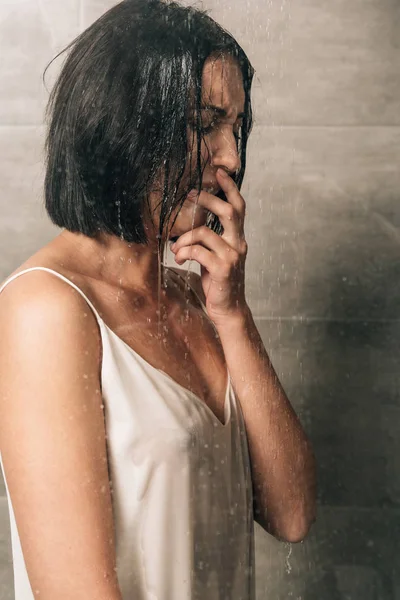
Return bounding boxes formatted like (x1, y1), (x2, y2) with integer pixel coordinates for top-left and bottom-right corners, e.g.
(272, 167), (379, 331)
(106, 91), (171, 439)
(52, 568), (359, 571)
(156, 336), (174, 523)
(1, 1), (400, 599)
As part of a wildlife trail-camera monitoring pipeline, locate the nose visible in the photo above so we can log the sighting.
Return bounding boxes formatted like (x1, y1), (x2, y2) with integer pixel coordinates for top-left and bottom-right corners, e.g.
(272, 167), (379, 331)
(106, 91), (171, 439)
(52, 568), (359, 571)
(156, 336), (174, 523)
(209, 128), (241, 177)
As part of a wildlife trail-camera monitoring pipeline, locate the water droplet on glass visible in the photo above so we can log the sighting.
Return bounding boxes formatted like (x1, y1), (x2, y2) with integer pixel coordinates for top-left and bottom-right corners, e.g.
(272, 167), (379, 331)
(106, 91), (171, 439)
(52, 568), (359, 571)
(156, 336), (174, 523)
(285, 543), (293, 574)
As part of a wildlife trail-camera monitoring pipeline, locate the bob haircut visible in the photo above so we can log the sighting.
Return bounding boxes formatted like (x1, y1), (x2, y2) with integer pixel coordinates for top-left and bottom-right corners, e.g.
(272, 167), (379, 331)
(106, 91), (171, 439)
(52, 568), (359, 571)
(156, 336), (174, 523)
(43, 0), (255, 259)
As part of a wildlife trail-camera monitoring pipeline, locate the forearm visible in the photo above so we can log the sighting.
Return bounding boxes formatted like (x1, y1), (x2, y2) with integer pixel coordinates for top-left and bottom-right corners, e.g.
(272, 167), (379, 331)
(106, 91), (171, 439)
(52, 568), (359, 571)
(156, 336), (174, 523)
(215, 306), (317, 542)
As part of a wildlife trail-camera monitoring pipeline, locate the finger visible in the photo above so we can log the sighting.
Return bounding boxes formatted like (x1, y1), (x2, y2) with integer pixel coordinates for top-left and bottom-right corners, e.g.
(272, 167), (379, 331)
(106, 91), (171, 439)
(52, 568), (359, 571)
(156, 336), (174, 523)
(172, 226), (227, 257)
(174, 244), (217, 275)
(216, 169), (246, 219)
(186, 190), (239, 239)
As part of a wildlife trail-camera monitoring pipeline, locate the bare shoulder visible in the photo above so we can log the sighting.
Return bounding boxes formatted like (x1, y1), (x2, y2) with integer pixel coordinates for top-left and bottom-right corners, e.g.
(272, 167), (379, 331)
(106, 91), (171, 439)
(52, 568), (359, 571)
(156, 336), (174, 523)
(0, 266), (96, 328)
(0, 266), (102, 385)
(0, 266), (122, 597)
(168, 266), (206, 307)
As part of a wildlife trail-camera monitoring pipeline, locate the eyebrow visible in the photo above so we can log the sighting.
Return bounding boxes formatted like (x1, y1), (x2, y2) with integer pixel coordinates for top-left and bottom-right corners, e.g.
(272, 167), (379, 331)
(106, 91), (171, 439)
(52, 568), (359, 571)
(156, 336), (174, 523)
(201, 104), (245, 120)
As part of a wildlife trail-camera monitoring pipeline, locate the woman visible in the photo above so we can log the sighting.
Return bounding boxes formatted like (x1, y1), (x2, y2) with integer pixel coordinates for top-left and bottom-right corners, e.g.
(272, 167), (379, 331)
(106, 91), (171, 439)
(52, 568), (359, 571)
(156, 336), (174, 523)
(0, 1), (316, 599)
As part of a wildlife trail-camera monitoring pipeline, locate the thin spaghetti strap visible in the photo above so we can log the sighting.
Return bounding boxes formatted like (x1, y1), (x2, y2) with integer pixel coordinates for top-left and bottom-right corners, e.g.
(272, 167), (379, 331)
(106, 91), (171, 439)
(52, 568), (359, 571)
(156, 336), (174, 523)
(0, 267), (104, 328)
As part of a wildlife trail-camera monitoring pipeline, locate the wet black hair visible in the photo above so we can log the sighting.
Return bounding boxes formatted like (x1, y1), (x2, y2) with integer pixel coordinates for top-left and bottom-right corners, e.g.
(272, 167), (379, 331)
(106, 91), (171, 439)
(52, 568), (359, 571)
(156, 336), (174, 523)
(43, 0), (255, 260)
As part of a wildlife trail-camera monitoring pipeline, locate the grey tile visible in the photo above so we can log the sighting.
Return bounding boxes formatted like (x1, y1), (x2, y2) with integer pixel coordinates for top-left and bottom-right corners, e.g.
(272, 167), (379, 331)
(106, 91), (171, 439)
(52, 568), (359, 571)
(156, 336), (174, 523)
(254, 318), (400, 508)
(242, 125), (400, 319)
(0, 498), (13, 600)
(0, 126), (59, 280)
(255, 506), (400, 600)
(0, 1), (80, 125)
(82, 0), (118, 27)
(39, 1), (81, 46)
(304, 506), (400, 600)
(202, 0), (400, 126)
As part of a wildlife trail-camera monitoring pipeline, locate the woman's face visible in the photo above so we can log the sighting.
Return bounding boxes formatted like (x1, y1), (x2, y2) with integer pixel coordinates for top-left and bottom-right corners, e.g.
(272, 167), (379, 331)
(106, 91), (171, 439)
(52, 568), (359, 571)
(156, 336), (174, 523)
(148, 53), (246, 244)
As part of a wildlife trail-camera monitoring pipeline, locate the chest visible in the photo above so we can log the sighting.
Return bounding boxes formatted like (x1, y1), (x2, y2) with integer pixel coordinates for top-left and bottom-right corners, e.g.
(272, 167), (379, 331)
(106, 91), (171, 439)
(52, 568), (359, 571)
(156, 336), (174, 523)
(112, 308), (228, 425)
(88, 275), (229, 426)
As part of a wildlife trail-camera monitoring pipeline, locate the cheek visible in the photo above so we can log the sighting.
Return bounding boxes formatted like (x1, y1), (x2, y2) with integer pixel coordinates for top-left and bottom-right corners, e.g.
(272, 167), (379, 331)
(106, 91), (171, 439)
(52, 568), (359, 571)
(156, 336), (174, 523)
(173, 201), (208, 227)
(186, 133), (211, 169)
(179, 201), (207, 217)
(198, 138), (211, 165)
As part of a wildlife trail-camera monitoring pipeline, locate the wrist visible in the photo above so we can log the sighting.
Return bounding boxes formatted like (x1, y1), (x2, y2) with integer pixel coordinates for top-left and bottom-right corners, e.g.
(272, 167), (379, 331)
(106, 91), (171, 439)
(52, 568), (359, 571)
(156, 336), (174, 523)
(211, 303), (252, 333)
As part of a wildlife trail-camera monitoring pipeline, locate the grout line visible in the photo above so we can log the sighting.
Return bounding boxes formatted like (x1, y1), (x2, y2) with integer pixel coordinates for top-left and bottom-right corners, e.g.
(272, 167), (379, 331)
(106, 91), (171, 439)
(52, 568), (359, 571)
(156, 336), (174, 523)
(253, 316), (400, 323)
(252, 124), (400, 129)
(309, 504), (400, 513)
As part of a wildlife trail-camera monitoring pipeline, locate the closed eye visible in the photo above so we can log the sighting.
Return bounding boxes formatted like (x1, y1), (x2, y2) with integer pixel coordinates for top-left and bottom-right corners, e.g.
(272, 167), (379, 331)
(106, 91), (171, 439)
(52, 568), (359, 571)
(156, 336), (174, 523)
(201, 122), (242, 144)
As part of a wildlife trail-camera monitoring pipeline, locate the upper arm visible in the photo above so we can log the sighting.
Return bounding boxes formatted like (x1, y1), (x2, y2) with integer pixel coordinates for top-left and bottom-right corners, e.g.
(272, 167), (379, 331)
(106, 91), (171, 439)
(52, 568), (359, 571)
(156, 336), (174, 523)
(0, 273), (122, 600)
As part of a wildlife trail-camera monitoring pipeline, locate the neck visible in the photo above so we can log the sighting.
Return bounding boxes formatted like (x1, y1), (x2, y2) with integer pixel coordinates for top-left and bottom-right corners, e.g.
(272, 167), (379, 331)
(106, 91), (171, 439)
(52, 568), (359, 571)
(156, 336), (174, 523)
(57, 229), (170, 302)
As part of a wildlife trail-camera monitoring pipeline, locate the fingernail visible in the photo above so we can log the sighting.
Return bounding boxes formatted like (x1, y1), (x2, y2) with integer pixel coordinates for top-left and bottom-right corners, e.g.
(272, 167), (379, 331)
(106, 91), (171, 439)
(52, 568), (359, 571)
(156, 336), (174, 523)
(218, 169), (228, 178)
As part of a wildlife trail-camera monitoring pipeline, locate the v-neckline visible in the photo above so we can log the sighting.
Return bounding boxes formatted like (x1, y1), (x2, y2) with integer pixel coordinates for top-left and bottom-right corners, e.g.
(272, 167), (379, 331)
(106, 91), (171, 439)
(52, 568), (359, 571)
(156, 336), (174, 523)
(99, 265), (231, 428)
(162, 266), (231, 427)
(104, 322), (231, 428)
